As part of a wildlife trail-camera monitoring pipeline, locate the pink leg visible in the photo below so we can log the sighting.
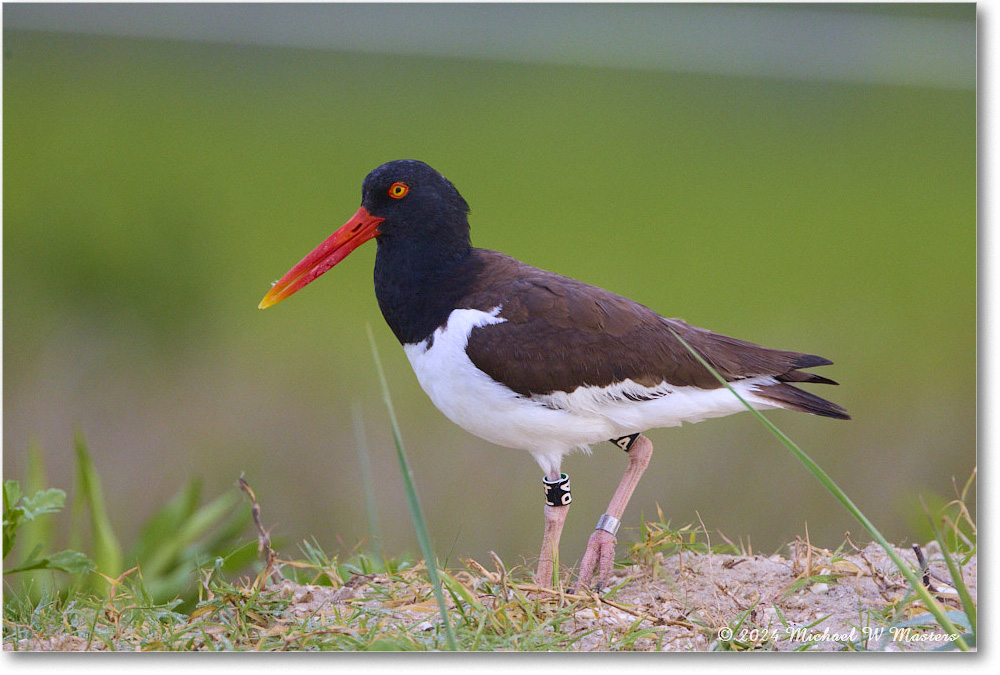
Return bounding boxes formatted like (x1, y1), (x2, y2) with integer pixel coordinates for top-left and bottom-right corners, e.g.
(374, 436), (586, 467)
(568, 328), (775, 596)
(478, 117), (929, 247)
(536, 503), (569, 587)
(536, 471), (572, 586)
(577, 435), (653, 590)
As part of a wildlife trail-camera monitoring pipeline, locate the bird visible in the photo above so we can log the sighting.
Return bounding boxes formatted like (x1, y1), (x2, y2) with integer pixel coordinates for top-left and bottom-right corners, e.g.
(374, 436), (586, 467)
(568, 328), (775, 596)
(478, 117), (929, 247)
(258, 159), (849, 590)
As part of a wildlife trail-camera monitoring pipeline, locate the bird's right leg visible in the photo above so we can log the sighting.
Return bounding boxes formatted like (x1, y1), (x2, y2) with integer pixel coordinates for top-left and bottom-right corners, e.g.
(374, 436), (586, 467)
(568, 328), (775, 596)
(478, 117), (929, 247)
(577, 434), (653, 591)
(536, 471), (571, 587)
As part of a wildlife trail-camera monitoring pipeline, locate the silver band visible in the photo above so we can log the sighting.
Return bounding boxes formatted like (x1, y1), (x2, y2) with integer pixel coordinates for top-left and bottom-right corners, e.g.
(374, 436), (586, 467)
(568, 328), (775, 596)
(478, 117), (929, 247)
(595, 513), (621, 536)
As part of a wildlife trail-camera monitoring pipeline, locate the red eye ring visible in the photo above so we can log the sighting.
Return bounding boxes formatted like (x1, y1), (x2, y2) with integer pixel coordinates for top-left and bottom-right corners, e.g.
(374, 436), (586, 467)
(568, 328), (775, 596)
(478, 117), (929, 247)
(388, 182), (409, 199)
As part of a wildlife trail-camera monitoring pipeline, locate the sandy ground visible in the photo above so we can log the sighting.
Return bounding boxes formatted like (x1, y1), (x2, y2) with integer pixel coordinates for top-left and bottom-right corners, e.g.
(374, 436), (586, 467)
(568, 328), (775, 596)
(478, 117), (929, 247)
(6, 538), (975, 652)
(270, 538), (976, 652)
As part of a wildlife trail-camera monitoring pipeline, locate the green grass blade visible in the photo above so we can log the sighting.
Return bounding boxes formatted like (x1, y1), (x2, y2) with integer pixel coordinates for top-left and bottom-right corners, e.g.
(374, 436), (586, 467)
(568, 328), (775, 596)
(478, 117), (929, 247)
(366, 324), (458, 651)
(351, 402), (383, 560)
(73, 433), (123, 588)
(668, 328), (969, 651)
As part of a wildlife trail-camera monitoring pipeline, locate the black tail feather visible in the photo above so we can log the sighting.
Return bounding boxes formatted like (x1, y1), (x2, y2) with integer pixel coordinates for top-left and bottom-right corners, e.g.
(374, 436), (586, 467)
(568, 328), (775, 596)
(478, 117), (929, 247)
(777, 370), (839, 386)
(793, 353), (834, 369)
(756, 382), (851, 420)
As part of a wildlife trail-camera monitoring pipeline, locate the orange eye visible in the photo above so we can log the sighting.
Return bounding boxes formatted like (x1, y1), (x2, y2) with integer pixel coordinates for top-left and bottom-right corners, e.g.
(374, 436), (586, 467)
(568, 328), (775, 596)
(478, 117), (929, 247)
(388, 182), (409, 199)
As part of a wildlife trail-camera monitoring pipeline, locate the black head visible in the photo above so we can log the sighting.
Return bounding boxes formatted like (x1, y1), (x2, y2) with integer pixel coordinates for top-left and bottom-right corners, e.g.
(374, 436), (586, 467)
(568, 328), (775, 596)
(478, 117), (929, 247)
(258, 160), (473, 312)
(360, 160), (471, 249)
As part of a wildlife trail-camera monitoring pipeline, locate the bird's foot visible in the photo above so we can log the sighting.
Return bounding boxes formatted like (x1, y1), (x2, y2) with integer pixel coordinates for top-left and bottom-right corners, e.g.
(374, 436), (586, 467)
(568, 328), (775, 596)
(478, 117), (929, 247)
(576, 529), (617, 591)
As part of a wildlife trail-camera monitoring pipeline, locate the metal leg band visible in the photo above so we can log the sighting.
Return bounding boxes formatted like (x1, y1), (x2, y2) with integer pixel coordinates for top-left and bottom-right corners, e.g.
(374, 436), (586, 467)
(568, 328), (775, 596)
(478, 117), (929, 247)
(595, 513), (621, 536)
(542, 473), (572, 506)
(610, 433), (641, 452)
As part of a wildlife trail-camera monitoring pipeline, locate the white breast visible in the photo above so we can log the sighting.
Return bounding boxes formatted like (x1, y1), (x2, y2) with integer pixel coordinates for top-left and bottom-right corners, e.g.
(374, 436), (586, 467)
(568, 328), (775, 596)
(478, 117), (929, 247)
(403, 307), (613, 456)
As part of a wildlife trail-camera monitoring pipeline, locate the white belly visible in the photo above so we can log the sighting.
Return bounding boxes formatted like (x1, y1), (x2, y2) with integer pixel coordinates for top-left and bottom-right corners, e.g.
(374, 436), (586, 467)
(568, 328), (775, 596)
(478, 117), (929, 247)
(403, 307), (613, 454)
(402, 307), (780, 473)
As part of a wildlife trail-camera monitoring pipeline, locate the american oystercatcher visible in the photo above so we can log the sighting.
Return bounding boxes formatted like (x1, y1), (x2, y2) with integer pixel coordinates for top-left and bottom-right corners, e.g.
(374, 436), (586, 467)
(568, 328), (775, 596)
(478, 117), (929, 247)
(259, 160), (849, 589)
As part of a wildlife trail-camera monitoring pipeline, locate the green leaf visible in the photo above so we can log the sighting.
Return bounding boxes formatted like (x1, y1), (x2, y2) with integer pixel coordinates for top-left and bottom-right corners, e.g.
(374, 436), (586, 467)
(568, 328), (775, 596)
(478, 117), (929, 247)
(20, 488), (66, 521)
(3, 481), (66, 562)
(5, 548), (94, 575)
(46, 549), (95, 574)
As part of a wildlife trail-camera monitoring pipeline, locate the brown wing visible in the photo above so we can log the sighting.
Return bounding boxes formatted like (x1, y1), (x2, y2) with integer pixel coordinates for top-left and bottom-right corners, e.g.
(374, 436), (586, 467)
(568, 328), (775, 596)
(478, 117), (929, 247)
(462, 250), (842, 406)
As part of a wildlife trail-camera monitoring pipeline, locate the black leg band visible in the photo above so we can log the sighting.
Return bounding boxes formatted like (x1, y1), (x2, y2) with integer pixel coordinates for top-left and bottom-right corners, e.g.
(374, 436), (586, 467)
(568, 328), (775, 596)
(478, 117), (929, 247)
(610, 433), (641, 452)
(542, 473), (572, 506)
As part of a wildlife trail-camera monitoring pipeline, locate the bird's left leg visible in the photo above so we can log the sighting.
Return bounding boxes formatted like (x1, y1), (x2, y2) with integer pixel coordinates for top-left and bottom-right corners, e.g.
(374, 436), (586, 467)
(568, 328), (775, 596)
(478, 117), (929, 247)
(536, 471), (572, 587)
(577, 433), (653, 591)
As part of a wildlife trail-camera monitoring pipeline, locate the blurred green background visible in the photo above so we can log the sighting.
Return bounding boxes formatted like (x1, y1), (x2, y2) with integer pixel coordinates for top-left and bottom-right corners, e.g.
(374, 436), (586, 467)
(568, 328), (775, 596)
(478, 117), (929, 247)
(3, 4), (975, 571)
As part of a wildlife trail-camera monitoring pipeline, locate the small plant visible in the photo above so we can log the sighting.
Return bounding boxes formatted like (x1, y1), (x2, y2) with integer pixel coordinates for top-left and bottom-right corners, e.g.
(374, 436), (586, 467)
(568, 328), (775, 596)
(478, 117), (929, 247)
(629, 506), (740, 578)
(4, 434), (253, 611)
(3, 480), (93, 577)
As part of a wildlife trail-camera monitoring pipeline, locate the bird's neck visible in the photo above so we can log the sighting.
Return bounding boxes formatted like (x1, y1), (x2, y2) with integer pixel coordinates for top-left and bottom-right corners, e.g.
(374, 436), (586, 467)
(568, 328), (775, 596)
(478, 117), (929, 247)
(373, 235), (478, 345)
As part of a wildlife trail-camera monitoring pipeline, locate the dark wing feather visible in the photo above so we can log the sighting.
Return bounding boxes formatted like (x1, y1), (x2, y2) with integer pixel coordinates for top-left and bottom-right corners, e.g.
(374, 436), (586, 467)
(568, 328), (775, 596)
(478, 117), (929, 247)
(461, 250), (848, 419)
